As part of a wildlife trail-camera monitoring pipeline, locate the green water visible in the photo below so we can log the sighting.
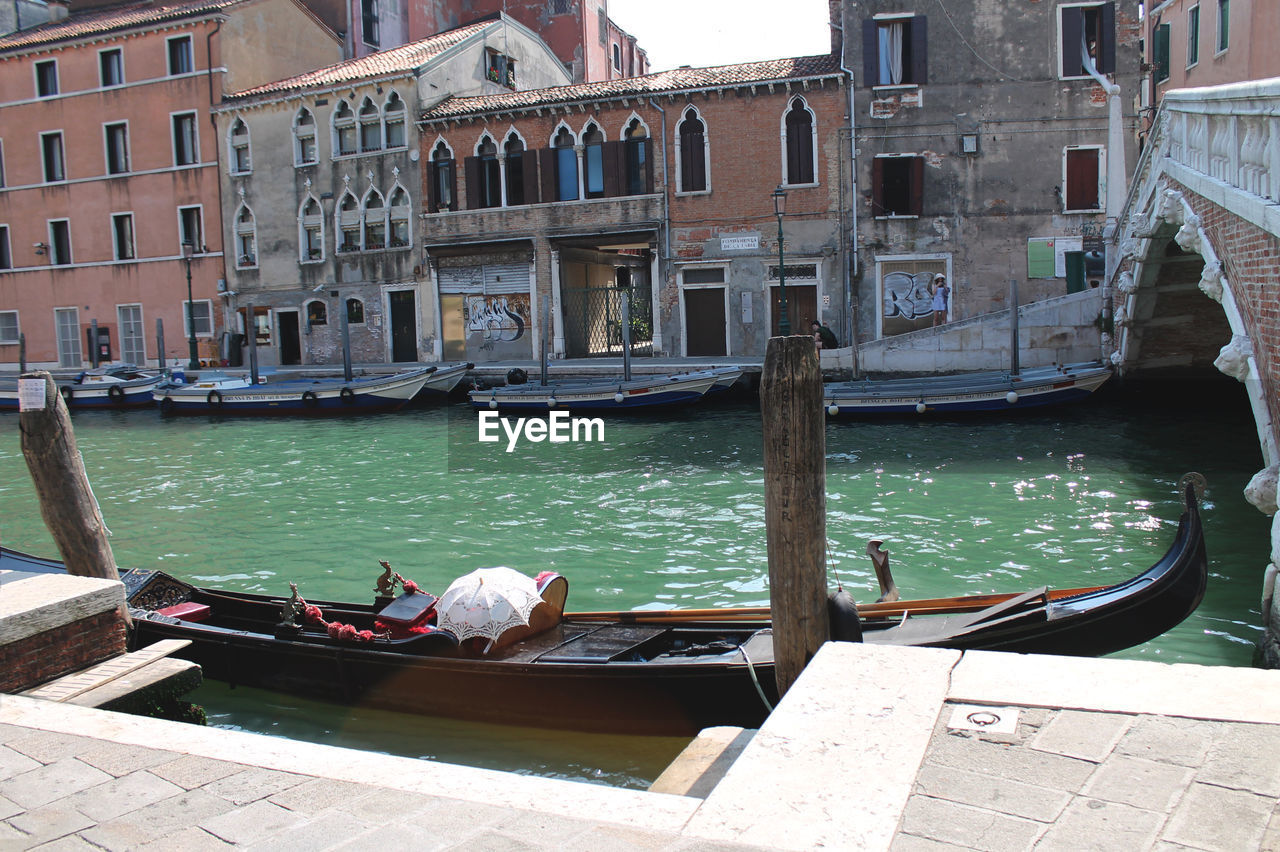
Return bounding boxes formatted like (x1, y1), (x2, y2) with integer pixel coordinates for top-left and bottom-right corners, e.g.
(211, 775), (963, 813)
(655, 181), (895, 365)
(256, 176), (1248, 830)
(0, 374), (1269, 787)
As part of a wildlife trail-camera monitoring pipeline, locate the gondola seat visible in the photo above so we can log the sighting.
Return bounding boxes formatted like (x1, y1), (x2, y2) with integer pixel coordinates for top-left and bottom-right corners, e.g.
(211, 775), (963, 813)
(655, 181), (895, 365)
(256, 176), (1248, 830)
(491, 573), (569, 650)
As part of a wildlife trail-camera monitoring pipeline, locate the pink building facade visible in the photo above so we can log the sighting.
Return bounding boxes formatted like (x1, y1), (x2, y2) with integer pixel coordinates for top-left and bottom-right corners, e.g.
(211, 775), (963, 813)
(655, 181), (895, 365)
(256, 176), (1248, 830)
(1148, 0), (1280, 96)
(0, 0), (340, 370)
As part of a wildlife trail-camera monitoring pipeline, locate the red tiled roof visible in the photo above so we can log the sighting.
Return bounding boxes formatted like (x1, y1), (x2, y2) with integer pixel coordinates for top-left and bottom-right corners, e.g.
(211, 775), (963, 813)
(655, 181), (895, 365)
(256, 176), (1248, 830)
(0, 0), (245, 53)
(421, 54), (843, 120)
(227, 18), (495, 101)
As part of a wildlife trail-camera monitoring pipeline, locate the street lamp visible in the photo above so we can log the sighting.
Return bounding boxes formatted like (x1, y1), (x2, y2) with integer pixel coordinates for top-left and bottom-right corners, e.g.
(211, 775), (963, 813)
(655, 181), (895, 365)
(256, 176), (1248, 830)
(182, 240), (200, 371)
(772, 186), (790, 336)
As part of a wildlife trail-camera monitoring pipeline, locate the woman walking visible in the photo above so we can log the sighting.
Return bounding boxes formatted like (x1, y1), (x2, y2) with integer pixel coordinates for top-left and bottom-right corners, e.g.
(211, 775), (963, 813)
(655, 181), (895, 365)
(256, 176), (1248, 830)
(929, 273), (950, 327)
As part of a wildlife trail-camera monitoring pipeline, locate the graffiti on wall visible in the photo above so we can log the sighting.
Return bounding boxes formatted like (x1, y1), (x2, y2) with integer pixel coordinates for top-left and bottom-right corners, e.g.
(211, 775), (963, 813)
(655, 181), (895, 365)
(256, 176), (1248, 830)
(882, 271), (936, 321)
(464, 294), (529, 350)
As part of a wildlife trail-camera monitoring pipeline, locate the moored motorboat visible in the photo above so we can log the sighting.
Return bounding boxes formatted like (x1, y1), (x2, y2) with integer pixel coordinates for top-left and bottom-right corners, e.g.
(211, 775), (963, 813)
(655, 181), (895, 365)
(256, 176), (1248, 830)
(823, 362), (1112, 416)
(153, 363), (471, 415)
(470, 366), (742, 411)
(0, 364), (163, 411)
(1, 479), (1205, 734)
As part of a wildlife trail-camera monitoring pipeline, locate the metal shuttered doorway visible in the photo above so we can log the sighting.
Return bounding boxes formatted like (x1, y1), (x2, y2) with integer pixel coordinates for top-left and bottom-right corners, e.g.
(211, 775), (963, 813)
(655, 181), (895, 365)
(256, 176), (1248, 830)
(438, 261), (532, 362)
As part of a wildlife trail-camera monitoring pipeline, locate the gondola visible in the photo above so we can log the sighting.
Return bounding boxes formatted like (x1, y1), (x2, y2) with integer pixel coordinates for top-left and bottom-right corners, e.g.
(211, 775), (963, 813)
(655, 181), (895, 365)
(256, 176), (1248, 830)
(0, 479), (1206, 735)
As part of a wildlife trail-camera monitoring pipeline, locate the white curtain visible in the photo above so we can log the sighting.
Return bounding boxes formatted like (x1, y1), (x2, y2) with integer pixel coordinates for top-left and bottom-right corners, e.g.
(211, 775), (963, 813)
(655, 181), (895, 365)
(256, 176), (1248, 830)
(879, 23), (904, 85)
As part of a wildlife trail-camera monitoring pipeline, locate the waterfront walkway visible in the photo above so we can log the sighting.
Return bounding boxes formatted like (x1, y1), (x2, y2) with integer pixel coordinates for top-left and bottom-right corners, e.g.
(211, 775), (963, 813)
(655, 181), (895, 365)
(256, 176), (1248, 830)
(3, 643), (1279, 850)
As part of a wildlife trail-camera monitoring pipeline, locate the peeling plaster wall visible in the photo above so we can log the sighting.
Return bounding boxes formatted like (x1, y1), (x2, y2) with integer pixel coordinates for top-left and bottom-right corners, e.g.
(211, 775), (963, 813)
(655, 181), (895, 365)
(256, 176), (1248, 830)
(839, 0), (1142, 348)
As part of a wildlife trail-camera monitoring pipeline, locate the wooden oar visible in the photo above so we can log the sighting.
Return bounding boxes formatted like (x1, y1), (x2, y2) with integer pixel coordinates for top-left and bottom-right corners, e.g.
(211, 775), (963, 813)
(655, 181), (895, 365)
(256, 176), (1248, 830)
(565, 585), (1107, 625)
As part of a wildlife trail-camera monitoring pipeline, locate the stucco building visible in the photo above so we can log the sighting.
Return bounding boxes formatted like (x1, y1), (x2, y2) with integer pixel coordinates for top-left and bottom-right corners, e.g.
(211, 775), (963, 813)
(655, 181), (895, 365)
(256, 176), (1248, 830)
(0, 0), (341, 370)
(213, 14), (572, 366)
(307, 0), (646, 82)
(416, 55), (849, 364)
(833, 0), (1142, 347)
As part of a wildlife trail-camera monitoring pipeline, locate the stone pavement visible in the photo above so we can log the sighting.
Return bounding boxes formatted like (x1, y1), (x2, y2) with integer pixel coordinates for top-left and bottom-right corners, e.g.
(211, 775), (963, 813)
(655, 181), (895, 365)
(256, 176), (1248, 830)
(4, 644), (1280, 851)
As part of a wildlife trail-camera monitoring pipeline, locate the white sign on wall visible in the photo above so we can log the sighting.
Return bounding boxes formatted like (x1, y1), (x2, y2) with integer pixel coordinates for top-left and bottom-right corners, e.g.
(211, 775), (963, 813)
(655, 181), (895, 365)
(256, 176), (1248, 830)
(720, 234), (760, 251)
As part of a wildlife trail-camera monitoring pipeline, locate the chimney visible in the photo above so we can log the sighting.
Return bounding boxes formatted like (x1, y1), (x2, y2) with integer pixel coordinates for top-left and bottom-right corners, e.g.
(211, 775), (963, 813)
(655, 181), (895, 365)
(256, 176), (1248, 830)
(46, 0), (70, 22)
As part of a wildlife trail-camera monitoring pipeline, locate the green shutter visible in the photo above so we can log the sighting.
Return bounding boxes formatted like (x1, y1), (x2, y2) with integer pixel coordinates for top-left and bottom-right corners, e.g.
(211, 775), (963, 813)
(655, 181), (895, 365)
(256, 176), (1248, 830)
(1154, 23), (1170, 82)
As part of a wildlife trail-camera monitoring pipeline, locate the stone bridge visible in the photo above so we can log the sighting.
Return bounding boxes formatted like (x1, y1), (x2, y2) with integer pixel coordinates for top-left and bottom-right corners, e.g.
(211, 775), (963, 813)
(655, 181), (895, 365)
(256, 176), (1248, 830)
(1109, 78), (1280, 663)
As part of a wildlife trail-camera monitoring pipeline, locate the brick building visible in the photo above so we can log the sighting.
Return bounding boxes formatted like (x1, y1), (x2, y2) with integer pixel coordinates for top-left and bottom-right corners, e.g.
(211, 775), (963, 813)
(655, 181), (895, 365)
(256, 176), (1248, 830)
(0, 0), (341, 370)
(834, 0), (1142, 346)
(213, 15), (571, 367)
(416, 54), (849, 364)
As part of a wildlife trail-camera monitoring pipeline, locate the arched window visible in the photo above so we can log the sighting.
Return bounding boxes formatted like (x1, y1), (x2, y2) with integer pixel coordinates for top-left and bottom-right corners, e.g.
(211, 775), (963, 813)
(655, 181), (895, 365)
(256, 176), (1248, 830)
(359, 97), (381, 152)
(337, 192), (360, 252)
(299, 196), (323, 262)
(475, 134), (500, 208)
(429, 140), (455, 212)
(623, 117), (650, 195)
(677, 107), (708, 193)
(783, 97), (816, 186)
(504, 131), (526, 206)
(553, 125), (578, 201)
(333, 100), (356, 157)
(582, 122), (605, 199)
(346, 298), (364, 324)
(234, 205), (256, 267)
(228, 118), (251, 174)
(306, 300), (327, 326)
(294, 108), (317, 165)
(383, 92), (406, 148)
(362, 188), (386, 249)
(389, 186), (411, 248)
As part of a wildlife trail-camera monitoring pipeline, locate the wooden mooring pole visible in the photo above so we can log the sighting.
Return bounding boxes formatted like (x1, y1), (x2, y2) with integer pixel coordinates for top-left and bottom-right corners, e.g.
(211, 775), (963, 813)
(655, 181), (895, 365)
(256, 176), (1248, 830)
(760, 335), (827, 696)
(18, 372), (131, 625)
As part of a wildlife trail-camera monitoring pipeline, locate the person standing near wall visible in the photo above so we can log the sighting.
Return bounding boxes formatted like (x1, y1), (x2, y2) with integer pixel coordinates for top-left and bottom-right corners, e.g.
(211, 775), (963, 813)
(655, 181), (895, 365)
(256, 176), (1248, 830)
(929, 274), (950, 327)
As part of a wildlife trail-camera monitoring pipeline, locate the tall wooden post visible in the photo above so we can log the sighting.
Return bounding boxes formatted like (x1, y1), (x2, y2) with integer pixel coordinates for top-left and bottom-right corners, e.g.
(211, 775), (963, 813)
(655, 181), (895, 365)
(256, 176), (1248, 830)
(18, 372), (131, 625)
(761, 335), (827, 696)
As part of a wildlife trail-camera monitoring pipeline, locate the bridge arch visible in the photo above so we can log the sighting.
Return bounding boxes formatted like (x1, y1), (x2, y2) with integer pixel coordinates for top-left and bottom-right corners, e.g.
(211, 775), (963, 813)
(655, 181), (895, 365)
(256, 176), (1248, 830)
(1112, 80), (1280, 663)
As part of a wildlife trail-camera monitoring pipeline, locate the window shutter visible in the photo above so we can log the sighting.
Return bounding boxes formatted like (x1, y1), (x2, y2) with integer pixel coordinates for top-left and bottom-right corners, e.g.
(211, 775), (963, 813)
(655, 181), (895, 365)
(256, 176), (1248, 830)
(603, 139), (623, 197)
(862, 19), (879, 87)
(1097, 2), (1116, 74)
(1153, 24), (1170, 81)
(464, 157), (481, 209)
(1066, 149), (1099, 210)
(539, 148), (556, 203)
(909, 156), (924, 216)
(910, 16), (928, 85)
(427, 163), (440, 212)
(643, 138), (654, 194)
(1061, 6), (1084, 77)
(522, 150), (540, 205)
(445, 161), (457, 211)
(871, 157), (885, 214)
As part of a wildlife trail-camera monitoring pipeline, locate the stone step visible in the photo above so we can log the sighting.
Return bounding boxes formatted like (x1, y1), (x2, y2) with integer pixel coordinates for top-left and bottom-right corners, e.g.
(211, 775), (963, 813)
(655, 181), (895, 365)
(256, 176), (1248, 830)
(648, 726), (754, 798)
(21, 639), (192, 704)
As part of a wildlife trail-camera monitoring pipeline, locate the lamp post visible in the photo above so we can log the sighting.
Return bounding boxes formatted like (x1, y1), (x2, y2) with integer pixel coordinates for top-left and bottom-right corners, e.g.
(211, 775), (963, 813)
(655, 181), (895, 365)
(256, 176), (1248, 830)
(182, 240), (200, 371)
(772, 186), (790, 336)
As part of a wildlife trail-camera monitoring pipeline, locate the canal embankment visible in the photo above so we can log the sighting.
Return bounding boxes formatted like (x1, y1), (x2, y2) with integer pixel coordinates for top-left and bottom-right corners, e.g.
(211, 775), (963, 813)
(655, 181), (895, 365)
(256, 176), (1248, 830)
(3, 642), (1278, 850)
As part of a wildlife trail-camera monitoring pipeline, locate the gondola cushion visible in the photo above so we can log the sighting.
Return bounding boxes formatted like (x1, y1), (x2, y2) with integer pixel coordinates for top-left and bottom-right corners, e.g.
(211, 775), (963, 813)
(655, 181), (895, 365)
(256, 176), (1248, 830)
(156, 602), (211, 623)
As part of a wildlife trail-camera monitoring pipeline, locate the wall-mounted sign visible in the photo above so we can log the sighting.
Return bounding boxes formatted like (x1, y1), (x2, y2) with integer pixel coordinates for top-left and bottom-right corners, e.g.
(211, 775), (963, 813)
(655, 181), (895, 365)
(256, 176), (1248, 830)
(720, 234), (760, 251)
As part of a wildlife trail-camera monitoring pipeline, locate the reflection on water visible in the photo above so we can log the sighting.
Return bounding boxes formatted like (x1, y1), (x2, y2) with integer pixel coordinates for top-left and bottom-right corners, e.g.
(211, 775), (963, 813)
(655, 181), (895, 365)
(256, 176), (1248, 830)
(0, 370), (1269, 785)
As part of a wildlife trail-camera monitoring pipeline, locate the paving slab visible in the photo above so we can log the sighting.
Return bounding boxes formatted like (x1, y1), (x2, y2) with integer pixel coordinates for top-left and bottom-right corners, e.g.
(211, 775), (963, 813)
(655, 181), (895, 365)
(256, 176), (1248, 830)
(1080, 754), (1194, 812)
(1033, 797), (1165, 852)
(1029, 709), (1131, 762)
(198, 798), (307, 845)
(912, 763), (1071, 822)
(58, 770), (184, 822)
(1199, 722), (1280, 797)
(1114, 715), (1216, 767)
(0, 759), (112, 810)
(896, 795), (1045, 850)
(239, 809), (377, 852)
(5, 803), (95, 847)
(1160, 781), (1275, 851)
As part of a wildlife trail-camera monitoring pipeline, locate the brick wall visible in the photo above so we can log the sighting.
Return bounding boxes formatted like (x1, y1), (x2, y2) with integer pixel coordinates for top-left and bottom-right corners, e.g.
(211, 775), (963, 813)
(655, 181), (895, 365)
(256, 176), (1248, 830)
(0, 610), (127, 693)
(1176, 180), (1280, 443)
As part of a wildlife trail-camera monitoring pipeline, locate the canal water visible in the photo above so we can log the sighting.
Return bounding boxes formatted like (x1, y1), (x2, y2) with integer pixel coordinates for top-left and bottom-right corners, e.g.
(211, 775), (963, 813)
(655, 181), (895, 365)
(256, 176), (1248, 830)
(0, 370), (1269, 788)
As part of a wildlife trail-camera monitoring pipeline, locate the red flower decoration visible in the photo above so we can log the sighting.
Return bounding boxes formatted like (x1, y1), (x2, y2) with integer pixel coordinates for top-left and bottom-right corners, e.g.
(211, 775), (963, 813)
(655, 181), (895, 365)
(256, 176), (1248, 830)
(305, 605), (326, 626)
(357, 630), (375, 642)
(326, 622), (342, 638)
(402, 580), (419, 595)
